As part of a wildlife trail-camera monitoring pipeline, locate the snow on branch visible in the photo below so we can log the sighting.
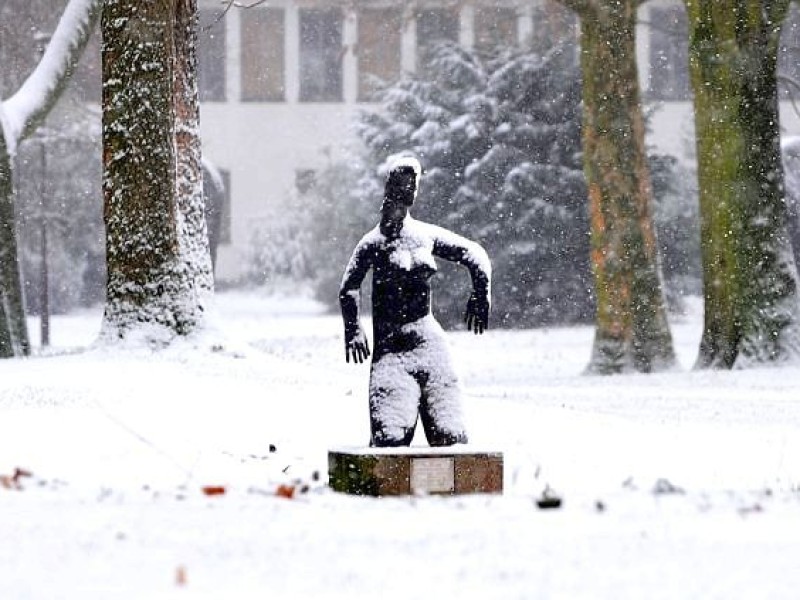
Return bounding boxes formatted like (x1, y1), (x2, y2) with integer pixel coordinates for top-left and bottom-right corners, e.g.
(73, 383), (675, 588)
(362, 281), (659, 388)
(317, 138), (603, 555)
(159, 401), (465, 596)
(2, 0), (100, 152)
(0, 104), (13, 157)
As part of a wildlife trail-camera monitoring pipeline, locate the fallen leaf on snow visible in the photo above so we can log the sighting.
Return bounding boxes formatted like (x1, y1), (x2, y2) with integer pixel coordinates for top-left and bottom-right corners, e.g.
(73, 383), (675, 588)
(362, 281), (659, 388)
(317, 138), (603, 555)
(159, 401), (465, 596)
(275, 484), (296, 499)
(1, 468), (33, 490)
(201, 485), (226, 496)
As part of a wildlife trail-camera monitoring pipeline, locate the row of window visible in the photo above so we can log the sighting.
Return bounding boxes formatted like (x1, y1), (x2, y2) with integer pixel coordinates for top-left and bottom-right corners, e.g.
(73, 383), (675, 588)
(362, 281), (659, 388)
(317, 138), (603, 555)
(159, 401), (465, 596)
(197, 6), (528, 103)
(198, 5), (800, 105)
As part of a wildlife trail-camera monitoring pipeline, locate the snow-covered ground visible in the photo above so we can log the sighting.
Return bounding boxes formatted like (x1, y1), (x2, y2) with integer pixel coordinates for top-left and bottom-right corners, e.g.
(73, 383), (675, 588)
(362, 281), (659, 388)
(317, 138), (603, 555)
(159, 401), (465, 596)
(3, 290), (800, 599)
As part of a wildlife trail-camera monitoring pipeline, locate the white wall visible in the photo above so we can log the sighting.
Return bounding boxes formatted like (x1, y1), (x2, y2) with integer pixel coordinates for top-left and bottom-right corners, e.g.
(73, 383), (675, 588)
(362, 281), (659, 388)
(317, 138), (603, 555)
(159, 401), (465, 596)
(198, 0), (365, 282)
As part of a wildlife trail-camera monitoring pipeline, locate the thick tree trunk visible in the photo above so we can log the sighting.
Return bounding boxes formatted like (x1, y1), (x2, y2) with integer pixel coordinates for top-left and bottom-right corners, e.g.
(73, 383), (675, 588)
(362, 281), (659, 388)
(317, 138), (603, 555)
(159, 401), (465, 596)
(578, 2), (675, 373)
(686, 0), (800, 368)
(101, 0), (211, 343)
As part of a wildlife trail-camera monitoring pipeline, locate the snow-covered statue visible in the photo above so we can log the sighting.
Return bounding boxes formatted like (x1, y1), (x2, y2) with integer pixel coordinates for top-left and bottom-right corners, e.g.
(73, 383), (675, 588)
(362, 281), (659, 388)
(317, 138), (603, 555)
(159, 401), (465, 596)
(339, 155), (492, 447)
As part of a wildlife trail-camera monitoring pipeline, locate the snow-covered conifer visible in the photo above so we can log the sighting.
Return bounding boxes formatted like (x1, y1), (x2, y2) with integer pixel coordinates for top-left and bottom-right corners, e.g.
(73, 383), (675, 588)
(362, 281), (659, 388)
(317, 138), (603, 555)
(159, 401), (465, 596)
(352, 41), (591, 328)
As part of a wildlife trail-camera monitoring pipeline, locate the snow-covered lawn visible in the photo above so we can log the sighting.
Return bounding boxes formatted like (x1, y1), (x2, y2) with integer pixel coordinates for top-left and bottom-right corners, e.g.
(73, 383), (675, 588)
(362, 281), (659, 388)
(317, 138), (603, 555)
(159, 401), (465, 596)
(3, 291), (800, 599)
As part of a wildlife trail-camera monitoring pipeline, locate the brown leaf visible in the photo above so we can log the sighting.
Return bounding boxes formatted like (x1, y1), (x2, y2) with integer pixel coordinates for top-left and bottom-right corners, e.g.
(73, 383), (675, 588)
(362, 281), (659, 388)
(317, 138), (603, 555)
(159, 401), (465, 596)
(1, 468), (33, 491)
(275, 484), (295, 499)
(201, 485), (226, 496)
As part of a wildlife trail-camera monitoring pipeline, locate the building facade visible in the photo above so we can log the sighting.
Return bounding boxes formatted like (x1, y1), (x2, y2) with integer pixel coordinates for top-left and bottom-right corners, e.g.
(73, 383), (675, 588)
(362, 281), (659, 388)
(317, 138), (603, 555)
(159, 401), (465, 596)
(196, 0), (800, 283)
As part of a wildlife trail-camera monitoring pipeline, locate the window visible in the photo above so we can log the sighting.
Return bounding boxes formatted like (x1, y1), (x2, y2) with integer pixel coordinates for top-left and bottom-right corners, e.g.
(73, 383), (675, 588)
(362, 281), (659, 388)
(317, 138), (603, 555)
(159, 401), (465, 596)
(241, 8), (285, 102)
(474, 7), (518, 54)
(299, 8), (343, 102)
(358, 8), (402, 101)
(416, 8), (459, 71)
(197, 10), (227, 101)
(647, 6), (690, 101)
(779, 5), (800, 99)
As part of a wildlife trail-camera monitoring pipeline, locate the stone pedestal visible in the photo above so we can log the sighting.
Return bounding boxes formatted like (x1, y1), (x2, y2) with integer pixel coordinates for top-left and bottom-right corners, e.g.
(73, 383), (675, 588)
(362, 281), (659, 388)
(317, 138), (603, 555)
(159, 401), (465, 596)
(328, 447), (503, 496)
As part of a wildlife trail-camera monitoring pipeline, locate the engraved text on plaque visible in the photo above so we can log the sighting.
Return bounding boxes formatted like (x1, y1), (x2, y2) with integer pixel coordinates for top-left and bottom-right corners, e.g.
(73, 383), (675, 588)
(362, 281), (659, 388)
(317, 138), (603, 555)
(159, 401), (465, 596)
(410, 457), (455, 493)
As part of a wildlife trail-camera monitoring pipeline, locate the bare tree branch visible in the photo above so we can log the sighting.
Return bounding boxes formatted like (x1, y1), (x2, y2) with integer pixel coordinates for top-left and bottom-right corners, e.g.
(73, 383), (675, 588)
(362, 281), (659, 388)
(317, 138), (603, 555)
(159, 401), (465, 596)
(230, 0), (269, 7)
(203, 0), (269, 32)
(3, 0), (100, 148)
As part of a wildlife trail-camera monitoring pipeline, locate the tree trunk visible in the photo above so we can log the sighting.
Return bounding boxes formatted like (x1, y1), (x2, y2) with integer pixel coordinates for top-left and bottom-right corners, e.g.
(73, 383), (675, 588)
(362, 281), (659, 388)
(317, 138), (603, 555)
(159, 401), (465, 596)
(576, 1), (675, 373)
(685, 0), (800, 368)
(0, 134), (29, 357)
(101, 0), (212, 343)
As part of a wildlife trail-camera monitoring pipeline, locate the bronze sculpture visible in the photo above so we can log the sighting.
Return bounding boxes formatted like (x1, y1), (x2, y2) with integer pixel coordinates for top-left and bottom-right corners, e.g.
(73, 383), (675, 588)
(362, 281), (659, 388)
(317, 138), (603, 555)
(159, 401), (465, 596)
(340, 156), (491, 447)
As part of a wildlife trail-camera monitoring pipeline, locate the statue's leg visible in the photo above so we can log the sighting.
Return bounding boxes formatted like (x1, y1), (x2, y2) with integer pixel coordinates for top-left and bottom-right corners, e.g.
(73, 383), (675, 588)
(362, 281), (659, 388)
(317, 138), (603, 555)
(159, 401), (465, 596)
(411, 318), (468, 446)
(419, 368), (468, 446)
(368, 354), (420, 447)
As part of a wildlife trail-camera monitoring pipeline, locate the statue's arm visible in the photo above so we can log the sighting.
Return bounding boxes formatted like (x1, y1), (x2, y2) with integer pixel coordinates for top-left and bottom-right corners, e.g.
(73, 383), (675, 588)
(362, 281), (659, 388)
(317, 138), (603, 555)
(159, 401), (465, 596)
(432, 228), (492, 333)
(339, 240), (373, 362)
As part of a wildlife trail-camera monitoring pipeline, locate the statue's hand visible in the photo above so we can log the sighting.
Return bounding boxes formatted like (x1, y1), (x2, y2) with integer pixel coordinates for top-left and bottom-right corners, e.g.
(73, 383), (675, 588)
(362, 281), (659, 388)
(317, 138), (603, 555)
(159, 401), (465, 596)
(345, 328), (371, 364)
(464, 292), (489, 335)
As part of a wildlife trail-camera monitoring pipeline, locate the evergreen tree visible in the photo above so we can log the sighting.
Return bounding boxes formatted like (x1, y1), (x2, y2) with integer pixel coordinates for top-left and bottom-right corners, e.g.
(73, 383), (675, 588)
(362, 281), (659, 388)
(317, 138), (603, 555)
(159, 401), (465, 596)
(353, 42), (592, 328)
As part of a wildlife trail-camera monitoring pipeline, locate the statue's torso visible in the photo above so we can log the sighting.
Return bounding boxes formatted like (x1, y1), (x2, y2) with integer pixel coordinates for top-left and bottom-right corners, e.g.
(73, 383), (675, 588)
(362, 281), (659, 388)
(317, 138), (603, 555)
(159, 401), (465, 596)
(370, 220), (439, 355)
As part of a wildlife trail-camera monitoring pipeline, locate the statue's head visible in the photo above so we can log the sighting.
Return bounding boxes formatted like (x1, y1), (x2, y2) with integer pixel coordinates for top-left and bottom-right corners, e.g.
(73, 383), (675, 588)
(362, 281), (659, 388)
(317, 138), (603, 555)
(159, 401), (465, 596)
(383, 155), (422, 210)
